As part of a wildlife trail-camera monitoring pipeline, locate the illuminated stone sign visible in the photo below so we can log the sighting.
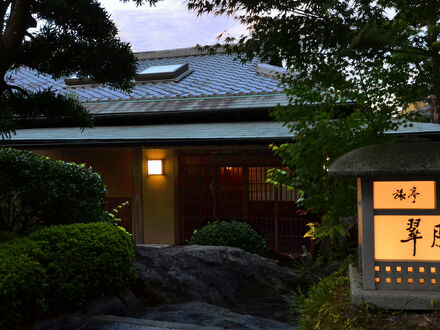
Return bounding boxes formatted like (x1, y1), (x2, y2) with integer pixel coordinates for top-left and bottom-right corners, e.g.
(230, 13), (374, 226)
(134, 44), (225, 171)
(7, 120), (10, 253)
(374, 181), (438, 261)
(328, 141), (440, 310)
(373, 181), (436, 209)
(375, 215), (440, 261)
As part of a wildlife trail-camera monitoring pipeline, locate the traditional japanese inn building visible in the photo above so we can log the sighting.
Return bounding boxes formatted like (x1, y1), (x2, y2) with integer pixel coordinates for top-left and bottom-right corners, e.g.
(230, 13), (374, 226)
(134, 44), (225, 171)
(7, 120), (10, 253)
(2, 46), (315, 254)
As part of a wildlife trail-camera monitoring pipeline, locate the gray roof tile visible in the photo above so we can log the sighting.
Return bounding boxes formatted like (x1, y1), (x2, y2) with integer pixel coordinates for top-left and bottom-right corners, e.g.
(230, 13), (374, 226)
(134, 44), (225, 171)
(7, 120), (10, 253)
(3, 120), (440, 147)
(3, 121), (292, 144)
(10, 53), (284, 105)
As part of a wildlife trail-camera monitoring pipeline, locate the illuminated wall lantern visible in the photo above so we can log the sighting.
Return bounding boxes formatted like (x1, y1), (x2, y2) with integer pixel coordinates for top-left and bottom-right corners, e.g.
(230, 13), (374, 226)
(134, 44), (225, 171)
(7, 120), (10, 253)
(147, 159), (164, 176)
(329, 141), (440, 310)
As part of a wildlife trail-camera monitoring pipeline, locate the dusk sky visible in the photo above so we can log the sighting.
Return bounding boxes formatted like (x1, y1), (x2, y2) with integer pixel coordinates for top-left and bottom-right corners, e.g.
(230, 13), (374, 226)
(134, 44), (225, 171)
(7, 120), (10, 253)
(99, 0), (247, 52)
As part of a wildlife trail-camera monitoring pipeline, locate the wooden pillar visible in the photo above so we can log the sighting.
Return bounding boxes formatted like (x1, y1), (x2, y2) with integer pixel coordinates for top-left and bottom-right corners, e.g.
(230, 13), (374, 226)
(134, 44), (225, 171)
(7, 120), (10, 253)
(133, 147), (144, 244)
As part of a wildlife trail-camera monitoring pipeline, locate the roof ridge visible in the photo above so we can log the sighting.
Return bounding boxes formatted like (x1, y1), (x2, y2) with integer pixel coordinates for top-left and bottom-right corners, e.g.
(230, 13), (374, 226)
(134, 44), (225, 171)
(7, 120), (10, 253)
(135, 46), (226, 60)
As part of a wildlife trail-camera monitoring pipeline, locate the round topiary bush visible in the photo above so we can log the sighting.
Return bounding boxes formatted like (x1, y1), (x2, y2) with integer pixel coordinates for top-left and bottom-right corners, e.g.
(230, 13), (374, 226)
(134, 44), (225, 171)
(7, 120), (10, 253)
(0, 222), (136, 329)
(0, 148), (107, 234)
(187, 220), (266, 254)
(27, 222), (136, 310)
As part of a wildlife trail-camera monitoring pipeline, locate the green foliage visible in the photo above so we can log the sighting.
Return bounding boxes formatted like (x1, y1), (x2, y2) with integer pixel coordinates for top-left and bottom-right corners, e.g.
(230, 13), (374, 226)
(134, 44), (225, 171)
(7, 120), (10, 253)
(0, 222), (135, 329)
(0, 0), (158, 136)
(188, 0), (440, 248)
(291, 246), (343, 289)
(291, 259), (431, 329)
(292, 257), (377, 330)
(0, 148), (107, 234)
(292, 267), (358, 329)
(107, 200), (130, 226)
(0, 239), (47, 328)
(0, 89), (93, 139)
(27, 222), (136, 310)
(190, 1), (440, 122)
(188, 220), (267, 254)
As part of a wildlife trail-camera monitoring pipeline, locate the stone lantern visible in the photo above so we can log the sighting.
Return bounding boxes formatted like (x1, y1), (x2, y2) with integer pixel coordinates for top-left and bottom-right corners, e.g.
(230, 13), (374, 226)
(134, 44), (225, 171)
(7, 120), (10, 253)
(329, 141), (440, 309)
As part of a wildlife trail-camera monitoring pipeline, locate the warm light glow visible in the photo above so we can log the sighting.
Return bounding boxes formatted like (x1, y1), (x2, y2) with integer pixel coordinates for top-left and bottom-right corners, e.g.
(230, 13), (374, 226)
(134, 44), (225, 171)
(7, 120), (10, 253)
(397, 278), (402, 284)
(147, 159), (164, 175)
(375, 215), (440, 261)
(432, 279), (437, 285)
(431, 267), (437, 273)
(373, 181), (436, 209)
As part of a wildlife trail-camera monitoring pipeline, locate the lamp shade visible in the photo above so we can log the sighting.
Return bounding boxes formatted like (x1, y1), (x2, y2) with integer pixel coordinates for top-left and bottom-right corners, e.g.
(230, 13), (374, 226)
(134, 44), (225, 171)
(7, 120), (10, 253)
(147, 159), (163, 175)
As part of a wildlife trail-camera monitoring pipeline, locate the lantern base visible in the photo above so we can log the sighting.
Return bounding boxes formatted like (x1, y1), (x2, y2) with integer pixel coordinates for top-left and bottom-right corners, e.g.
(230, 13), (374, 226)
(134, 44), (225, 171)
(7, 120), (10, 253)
(349, 264), (440, 310)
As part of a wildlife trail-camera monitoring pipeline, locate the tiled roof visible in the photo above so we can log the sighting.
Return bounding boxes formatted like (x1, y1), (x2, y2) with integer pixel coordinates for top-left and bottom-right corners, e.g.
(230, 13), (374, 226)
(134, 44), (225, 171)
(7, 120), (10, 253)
(84, 94), (288, 116)
(386, 121), (440, 135)
(2, 121), (293, 146)
(4, 120), (439, 147)
(8, 48), (285, 108)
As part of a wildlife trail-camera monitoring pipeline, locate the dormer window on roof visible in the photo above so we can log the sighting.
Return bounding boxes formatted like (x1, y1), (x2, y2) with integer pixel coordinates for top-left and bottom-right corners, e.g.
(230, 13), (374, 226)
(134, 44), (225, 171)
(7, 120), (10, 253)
(64, 63), (192, 87)
(135, 63), (190, 82)
(64, 75), (95, 86)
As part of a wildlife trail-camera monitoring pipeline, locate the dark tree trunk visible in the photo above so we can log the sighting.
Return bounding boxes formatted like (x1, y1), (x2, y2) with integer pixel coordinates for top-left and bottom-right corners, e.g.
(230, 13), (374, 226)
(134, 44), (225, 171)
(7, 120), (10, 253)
(0, 0), (32, 95)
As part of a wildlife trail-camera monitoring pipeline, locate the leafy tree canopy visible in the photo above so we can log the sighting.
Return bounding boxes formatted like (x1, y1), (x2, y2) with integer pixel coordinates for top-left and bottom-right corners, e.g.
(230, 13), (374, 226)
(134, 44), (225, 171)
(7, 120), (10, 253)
(188, 0), (440, 247)
(0, 0), (157, 137)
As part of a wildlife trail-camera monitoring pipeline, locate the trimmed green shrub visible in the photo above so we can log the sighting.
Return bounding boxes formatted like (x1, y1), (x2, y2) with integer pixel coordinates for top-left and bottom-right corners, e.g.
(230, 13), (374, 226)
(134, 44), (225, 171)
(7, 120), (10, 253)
(0, 148), (106, 234)
(27, 222), (136, 310)
(188, 220), (266, 254)
(0, 222), (136, 329)
(0, 238), (47, 328)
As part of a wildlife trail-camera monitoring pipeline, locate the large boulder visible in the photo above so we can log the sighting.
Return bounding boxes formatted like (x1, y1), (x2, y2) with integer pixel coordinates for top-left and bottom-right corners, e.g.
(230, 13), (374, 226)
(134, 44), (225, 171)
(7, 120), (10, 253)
(134, 245), (298, 309)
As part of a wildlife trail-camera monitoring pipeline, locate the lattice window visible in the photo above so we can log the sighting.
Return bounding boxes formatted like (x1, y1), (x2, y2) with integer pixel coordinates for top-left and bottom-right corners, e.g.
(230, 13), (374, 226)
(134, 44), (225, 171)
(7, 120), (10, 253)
(248, 167), (296, 201)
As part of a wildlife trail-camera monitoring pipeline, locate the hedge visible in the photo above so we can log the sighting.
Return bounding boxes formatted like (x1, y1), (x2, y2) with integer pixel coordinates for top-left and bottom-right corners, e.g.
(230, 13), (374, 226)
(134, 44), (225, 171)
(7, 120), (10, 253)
(0, 239), (47, 328)
(0, 222), (136, 329)
(0, 148), (106, 234)
(188, 220), (267, 254)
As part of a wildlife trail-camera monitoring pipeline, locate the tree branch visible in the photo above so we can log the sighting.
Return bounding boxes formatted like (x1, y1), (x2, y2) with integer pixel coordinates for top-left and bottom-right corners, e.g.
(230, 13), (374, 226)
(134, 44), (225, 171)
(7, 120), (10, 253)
(5, 83), (29, 95)
(0, 1), (12, 35)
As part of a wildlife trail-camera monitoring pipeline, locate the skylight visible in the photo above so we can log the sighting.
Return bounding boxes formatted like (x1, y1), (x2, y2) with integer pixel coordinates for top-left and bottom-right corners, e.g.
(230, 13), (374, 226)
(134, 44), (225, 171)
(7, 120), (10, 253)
(135, 63), (190, 81)
(140, 64), (184, 75)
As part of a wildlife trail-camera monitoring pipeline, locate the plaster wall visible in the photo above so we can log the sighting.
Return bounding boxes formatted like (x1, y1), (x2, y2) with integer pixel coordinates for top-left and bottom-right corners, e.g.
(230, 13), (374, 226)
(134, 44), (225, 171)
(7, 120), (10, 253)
(32, 148), (135, 198)
(142, 148), (177, 245)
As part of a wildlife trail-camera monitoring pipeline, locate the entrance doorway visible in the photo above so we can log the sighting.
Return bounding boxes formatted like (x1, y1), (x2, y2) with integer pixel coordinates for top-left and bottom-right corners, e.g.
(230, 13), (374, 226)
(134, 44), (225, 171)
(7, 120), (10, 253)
(179, 150), (312, 254)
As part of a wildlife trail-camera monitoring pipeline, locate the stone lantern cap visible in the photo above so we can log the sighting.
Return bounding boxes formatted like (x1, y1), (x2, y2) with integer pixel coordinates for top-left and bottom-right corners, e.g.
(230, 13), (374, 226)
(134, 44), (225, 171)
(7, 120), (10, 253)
(328, 141), (440, 177)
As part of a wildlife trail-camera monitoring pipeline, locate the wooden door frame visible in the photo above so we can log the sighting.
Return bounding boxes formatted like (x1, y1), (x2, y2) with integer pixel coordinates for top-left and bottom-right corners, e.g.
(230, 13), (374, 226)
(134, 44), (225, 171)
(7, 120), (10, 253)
(177, 147), (281, 244)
